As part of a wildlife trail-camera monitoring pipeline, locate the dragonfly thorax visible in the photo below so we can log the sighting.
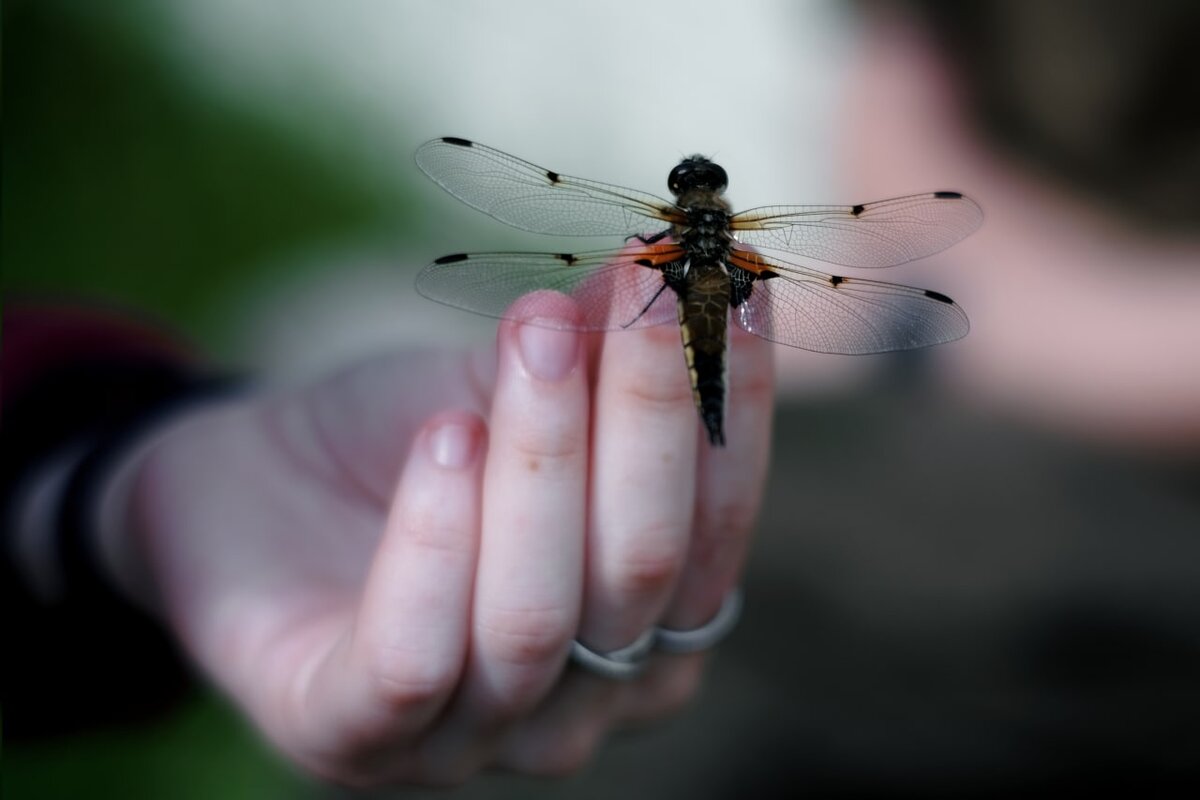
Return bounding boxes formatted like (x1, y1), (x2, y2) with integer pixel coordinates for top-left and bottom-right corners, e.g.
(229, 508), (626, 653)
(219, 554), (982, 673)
(675, 194), (734, 262)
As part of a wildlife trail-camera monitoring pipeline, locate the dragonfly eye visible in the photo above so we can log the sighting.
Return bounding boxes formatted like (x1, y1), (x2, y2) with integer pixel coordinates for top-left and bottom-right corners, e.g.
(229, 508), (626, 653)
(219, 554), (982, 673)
(668, 157), (728, 195)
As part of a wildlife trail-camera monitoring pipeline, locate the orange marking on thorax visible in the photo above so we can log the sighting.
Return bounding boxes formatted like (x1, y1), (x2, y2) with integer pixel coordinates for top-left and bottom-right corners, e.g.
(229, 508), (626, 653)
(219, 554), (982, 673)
(634, 242), (686, 267)
(728, 248), (775, 275)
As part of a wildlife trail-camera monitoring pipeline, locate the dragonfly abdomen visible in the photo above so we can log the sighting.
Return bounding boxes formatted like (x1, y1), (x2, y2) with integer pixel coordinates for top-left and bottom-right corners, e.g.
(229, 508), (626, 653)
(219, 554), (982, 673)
(677, 263), (731, 446)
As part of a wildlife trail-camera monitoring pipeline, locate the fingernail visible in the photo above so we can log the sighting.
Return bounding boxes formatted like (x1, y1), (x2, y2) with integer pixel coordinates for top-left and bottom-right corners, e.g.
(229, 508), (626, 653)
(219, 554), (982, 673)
(428, 420), (479, 469)
(517, 320), (578, 382)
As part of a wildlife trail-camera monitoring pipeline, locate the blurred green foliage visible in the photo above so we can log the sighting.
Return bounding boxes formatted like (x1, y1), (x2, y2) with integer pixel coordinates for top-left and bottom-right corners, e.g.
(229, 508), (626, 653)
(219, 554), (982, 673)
(4, 689), (315, 800)
(2, 0), (418, 351)
(3, 1), (421, 796)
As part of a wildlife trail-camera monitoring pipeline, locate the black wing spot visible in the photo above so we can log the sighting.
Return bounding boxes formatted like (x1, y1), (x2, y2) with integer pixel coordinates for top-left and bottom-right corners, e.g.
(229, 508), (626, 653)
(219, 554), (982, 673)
(555, 253), (577, 265)
(434, 253), (470, 264)
(546, 170), (561, 184)
(850, 204), (865, 217)
(634, 258), (654, 267)
(934, 191), (962, 199)
(441, 137), (473, 147)
(830, 275), (845, 286)
(760, 270), (780, 280)
(924, 289), (954, 304)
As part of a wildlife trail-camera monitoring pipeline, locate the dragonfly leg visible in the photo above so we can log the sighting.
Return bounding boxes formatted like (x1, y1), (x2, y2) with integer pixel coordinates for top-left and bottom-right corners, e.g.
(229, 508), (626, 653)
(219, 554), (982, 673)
(625, 229), (672, 245)
(620, 282), (671, 329)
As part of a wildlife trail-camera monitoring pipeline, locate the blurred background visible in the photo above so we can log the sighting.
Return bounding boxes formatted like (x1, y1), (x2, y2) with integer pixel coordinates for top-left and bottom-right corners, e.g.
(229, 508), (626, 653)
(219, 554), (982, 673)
(4, 0), (1198, 797)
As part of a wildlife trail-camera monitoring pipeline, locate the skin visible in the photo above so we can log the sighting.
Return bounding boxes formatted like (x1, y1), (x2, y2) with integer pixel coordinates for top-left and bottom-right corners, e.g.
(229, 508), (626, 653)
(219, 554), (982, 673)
(837, 11), (1200, 451)
(99, 291), (774, 786)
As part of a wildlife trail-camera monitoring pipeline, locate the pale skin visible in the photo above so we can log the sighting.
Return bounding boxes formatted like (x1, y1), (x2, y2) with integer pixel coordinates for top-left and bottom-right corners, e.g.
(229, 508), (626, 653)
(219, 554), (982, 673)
(99, 291), (774, 786)
(837, 12), (1200, 451)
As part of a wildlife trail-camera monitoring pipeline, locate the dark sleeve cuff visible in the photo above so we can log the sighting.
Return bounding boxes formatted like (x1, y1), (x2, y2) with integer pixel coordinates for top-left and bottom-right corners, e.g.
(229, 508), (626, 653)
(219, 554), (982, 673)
(1, 301), (233, 739)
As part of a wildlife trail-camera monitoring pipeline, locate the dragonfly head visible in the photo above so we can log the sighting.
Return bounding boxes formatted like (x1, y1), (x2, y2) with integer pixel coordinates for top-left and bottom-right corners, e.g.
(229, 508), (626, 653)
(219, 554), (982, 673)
(668, 156), (728, 197)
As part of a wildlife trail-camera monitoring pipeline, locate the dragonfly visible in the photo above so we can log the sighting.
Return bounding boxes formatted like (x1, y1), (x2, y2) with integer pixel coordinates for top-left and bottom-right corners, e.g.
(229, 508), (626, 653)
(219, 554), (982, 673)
(415, 137), (980, 446)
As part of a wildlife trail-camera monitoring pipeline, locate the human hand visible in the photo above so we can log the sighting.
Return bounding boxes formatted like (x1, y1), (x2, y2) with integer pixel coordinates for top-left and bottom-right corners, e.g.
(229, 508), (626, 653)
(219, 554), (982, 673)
(112, 293), (775, 786)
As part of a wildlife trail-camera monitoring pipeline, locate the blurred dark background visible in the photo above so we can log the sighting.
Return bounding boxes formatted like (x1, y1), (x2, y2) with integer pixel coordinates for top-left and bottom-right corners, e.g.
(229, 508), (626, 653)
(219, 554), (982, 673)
(899, 0), (1200, 232)
(5, 0), (1199, 797)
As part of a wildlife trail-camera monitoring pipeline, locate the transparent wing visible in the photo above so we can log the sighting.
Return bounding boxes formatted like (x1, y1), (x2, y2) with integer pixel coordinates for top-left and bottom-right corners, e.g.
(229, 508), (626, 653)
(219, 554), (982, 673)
(416, 246), (684, 332)
(731, 192), (983, 268)
(416, 137), (681, 237)
(728, 249), (969, 354)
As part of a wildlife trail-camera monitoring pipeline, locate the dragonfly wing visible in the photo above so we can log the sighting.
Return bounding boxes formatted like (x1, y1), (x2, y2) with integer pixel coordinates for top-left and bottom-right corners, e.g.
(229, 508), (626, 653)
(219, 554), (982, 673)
(731, 192), (983, 267)
(416, 138), (681, 237)
(417, 248), (683, 332)
(728, 249), (969, 353)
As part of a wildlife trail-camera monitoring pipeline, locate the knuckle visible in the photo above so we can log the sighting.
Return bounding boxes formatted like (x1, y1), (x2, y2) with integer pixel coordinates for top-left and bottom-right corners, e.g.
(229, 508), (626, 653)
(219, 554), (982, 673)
(688, 529), (742, 573)
(619, 370), (693, 415)
(613, 536), (686, 597)
(366, 649), (457, 712)
(730, 363), (775, 405)
(477, 604), (575, 669)
(695, 500), (757, 558)
(400, 511), (475, 561)
(509, 427), (586, 470)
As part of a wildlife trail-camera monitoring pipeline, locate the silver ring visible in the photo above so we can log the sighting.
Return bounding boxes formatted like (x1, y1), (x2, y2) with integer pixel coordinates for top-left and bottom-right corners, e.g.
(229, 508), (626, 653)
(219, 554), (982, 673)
(569, 628), (655, 680)
(654, 587), (743, 654)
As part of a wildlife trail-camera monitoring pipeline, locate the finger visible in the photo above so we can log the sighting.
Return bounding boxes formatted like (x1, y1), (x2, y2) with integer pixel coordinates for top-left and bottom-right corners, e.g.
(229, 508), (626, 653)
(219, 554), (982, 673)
(497, 650), (705, 777)
(423, 292), (591, 774)
(297, 411), (486, 778)
(663, 325), (774, 628)
(493, 674), (624, 777)
(615, 653), (706, 726)
(578, 322), (699, 651)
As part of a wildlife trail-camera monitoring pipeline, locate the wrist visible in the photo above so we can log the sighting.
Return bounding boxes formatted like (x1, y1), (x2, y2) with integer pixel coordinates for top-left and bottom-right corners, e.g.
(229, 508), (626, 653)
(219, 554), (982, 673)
(93, 414), (182, 612)
(47, 374), (247, 613)
(89, 378), (249, 611)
